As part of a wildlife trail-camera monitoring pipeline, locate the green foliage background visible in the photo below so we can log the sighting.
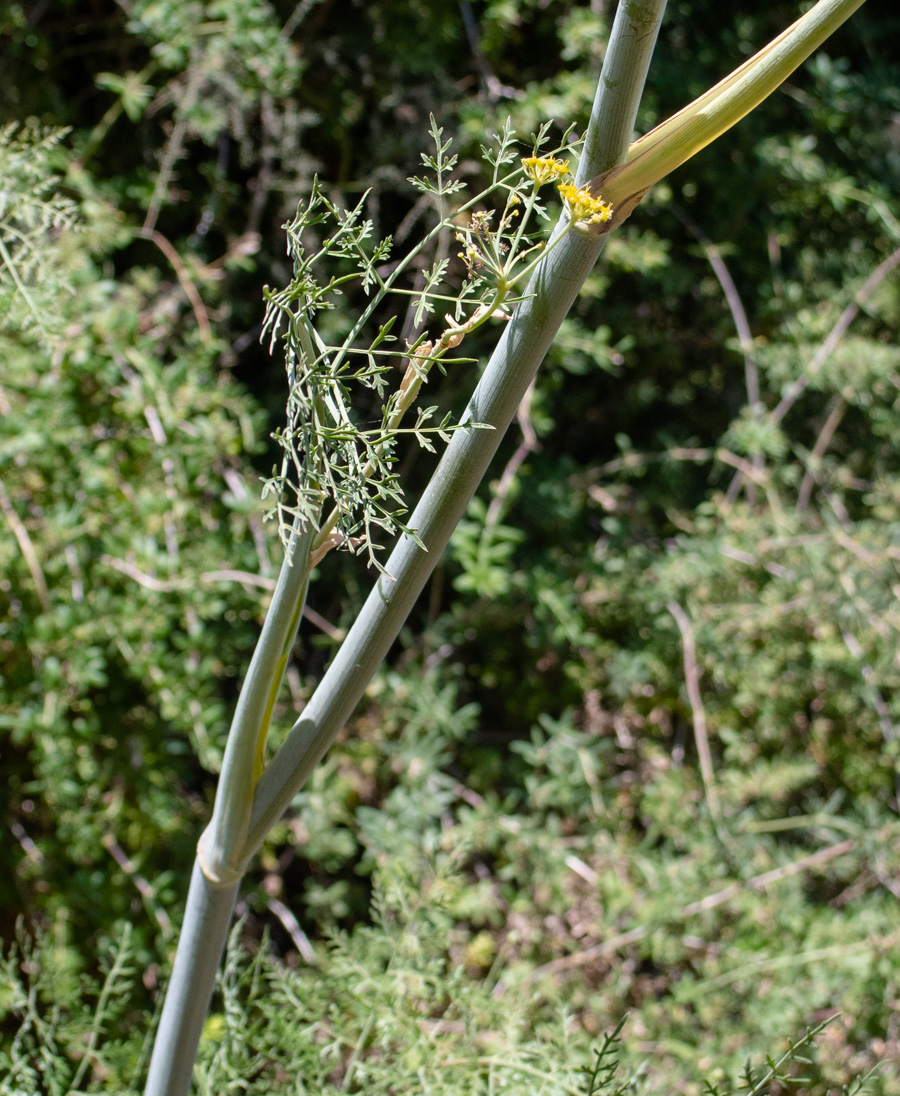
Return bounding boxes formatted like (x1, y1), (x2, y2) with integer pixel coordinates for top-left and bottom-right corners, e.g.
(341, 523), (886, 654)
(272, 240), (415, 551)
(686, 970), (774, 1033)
(1, 1), (899, 1091)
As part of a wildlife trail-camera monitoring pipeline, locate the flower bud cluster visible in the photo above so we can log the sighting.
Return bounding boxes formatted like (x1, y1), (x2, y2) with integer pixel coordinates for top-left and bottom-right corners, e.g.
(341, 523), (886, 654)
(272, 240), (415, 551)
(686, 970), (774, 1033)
(520, 155), (570, 188)
(557, 182), (613, 226)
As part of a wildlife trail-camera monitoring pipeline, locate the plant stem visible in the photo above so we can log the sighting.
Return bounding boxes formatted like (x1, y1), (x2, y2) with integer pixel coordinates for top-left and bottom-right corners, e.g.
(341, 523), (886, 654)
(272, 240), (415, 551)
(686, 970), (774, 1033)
(594, 0), (868, 206)
(242, 0), (668, 864)
(143, 524), (314, 1096)
(143, 0), (878, 1087)
(200, 521), (316, 884)
(143, 862), (240, 1096)
(577, 0), (667, 184)
(146, 5), (667, 1084)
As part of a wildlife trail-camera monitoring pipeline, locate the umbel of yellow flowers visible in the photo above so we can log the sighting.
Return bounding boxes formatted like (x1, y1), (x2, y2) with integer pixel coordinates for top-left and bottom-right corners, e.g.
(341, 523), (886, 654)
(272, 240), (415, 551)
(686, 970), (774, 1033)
(556, 182), (613, 226)
(521, 156), (613, 227)
(520, 154), (570, 187)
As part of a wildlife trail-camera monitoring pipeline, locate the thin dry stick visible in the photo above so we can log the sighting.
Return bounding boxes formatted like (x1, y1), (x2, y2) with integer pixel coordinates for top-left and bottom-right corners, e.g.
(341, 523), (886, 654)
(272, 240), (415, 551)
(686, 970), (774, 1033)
(100, 556), (341, 637)
(200, 569), (276, 591)
(705, 243), (758, 404)
(702, 241), (763, 507)
(246, 93), (277, 238)
(715, 447), (767, 484)
(591, 446), (713, 478)
(266, 897), (316, 963)
(143, 67), (202, 236)
(718, 446), (786, 525)
(0, 475), (49, 612)
(667, 600), (720, 824)
(727, 244), (900, 500)
(10, 821), (43, 863)
(797, 395), (846, 511)
(222, 468), (273, 578)
(485, 380), (538, 529)
(673, 209), (762, 506)
(102, 833), (173, 937)
(520, 837), (856, 983)
(141, 405), (181, 565)
(280, 0), (321, 38)
(139, 228), (211, 342)
(773, 245), (900, 425)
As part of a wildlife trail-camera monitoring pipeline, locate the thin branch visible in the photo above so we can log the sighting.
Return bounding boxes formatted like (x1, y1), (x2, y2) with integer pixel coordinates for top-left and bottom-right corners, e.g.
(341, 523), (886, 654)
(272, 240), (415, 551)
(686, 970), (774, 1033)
(101, 556), (341, 637)
(79, 58), (159, 164)
(0, 475), (50, 612)
(143, 68), (202, 236)
(101, 555), (181, 592)
(0, 235), (45, 327)
(459, 0), (524, 104)
(797, 395), (846, 511)
(200, 568), (275, 591)
(772, 245), (900, 426)
(667, 601), (720, 825)
(223, 468), (273, 578)
(485, 380), (538, 529)
(281, 0), (323, 39)
(10, 820), (43, 863)
(299, 604), (343, 642)
(519, 837), (856, 984)
(139, 228), (211, 342)
(726, 244), (900, 502)
(673, 208), (759, 405)
(590, 446), (713, 478)
(699, 220), (765, 507)
(265, 897), (316, 963)
(102, 833), (173, 938)
(715, 447), (768, 484)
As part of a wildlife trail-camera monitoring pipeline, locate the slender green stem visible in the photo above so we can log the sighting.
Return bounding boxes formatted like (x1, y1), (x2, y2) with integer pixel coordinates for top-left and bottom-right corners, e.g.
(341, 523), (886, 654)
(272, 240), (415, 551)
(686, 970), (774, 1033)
(504, 218), (574, 290)
(0, 235), (44, 327)
(200, 521), (316, 884)
(311, 285), (505, 557)
(70, 924), (134, 1092)
(506, 189), (537, 261)
(80, 61), (160, 164)
(325, 157), (560, 377)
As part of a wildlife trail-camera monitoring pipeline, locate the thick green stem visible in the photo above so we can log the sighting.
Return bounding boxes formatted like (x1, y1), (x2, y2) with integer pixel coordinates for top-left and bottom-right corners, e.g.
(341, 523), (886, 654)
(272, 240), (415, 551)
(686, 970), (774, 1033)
(143, 863), (239, 1096)
(242, 0), (668, 864)
(593, 0), (868, 206)
(577, 0), (667, 184)
(143, 524), (314, 1096)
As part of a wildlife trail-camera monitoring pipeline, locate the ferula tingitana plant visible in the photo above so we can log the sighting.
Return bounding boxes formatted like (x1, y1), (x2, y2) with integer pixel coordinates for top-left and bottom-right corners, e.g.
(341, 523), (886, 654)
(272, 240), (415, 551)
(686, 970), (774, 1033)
(144, 2), (869, 1092)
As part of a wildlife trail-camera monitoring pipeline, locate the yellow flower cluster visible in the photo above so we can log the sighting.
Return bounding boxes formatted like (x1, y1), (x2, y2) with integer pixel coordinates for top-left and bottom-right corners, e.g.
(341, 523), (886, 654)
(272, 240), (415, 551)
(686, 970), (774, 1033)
(557, 182), (613, 226)
(521, 156), (570, 187)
